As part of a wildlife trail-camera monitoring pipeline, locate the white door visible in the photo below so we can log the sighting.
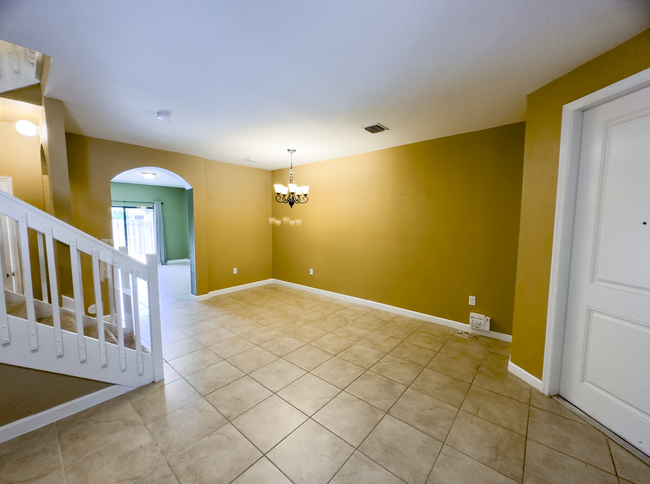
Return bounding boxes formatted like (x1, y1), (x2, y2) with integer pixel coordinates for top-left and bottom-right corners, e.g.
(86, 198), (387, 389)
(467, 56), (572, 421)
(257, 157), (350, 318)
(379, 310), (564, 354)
(560, 85), (650, 454)
(0, 176), (23, 293)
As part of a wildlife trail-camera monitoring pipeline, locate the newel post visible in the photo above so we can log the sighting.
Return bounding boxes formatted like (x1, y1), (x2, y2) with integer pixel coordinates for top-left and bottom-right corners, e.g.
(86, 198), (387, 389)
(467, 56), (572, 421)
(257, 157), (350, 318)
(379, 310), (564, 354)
(146, 254), (164, 382)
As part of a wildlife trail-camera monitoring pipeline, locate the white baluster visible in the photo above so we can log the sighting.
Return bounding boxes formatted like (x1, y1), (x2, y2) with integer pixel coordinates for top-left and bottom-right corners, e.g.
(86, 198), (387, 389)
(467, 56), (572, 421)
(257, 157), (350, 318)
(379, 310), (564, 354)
(146, 254), (163, 382)
(18, 212), (37, 350)
(36, 232), (49, 304)
(69, 239), (87, 362)
(112, 259), (126, 371)
(91, 249), (107, 367)
(44, 227), (63, 356)
(118, 247), (134, 335)
(130, 266), (144, 375)
(0, 219), (8, 344)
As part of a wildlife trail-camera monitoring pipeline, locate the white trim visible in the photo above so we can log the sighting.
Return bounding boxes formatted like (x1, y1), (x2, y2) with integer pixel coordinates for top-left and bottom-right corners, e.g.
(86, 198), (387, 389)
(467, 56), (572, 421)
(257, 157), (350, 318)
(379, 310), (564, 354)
(508, 359), (543, 392)
(0, 385), (132, 444)
(192, 279), (275, 301)
(272, 279), (512, 341)
(193, 278), (512, 341)
(62, 295), (75, 311)
(542, 68), (650, 396)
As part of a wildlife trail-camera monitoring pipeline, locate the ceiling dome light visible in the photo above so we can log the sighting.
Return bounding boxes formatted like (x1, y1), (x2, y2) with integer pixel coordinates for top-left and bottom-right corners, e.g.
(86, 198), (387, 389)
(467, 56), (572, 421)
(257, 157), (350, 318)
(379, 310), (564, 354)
(155, 111), (171, 122)
(15, 120), (38, 137)
(141, 172), (156, 179)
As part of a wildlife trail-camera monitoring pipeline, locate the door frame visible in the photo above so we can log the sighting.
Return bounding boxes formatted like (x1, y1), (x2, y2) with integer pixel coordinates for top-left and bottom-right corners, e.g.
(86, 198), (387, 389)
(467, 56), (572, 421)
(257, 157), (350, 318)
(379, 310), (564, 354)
(542, 67), (650, 396)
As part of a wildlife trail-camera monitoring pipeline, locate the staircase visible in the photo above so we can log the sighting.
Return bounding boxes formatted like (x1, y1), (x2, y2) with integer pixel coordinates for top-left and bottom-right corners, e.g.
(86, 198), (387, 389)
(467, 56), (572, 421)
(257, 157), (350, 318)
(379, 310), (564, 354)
(0, 190), (163, 388)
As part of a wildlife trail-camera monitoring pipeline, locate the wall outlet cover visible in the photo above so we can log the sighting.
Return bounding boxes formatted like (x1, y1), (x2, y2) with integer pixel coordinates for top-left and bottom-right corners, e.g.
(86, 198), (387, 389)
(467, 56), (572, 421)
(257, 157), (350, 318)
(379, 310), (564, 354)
(233, 268), (237, 274)
(469, 296), (476, 306)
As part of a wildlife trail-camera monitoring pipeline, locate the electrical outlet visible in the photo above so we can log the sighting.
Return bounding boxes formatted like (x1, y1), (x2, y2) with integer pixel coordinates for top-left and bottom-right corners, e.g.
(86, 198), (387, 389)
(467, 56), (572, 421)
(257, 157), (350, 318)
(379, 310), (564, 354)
(469, 296), (476, 306)
(233, 268), (237, 274)
(310, 269), (313, 275)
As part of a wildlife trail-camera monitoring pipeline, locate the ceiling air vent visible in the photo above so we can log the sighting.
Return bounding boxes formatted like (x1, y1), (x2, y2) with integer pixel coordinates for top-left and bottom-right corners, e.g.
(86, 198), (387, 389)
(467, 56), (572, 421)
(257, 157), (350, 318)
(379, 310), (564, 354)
(364, 123), (389, 134)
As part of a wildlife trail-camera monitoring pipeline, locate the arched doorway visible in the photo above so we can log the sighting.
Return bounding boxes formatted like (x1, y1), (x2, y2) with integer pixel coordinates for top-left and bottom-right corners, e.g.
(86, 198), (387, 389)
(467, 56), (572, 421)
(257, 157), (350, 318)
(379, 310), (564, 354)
(109, 167), (198, 296)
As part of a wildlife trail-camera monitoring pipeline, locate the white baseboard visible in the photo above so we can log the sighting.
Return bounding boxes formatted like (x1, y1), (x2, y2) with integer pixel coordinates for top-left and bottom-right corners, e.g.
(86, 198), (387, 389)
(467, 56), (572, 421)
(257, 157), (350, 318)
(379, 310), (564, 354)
(193, 279), (275, 301)
(508, 359), (543, 392)
(193, 278), (512, 342)
(272, 279), (512, 342)
(62, 295), (75, 311)
(0, 385), (132, 444)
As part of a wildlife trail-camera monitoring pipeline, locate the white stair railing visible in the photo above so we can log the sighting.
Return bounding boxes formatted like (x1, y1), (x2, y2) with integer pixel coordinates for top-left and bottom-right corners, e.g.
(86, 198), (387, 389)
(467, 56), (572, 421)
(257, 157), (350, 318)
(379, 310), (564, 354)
(0, 190), (163, 387)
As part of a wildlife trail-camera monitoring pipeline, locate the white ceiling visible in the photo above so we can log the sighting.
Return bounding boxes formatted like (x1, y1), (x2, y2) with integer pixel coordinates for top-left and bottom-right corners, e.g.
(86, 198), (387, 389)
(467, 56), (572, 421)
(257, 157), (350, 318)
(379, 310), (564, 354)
(0, 1), (648, 170)
(111, 167), (189, 189)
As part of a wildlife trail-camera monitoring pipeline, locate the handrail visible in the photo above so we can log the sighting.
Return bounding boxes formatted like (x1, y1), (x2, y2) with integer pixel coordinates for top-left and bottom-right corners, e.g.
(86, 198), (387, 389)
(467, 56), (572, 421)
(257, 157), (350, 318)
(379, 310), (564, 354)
(0, 191), (148, 280)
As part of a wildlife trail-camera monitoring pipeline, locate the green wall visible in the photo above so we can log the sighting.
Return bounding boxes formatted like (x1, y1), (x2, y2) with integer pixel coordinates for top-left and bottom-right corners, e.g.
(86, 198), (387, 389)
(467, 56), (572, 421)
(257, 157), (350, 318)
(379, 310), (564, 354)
(272, 122), (526, 335)
(110, 182), (190, 261)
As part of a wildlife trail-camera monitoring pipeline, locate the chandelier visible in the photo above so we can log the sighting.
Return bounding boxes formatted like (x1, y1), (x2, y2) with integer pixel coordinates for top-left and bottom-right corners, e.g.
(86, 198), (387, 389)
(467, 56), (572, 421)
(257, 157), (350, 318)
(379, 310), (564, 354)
(273, 149), (309, 208)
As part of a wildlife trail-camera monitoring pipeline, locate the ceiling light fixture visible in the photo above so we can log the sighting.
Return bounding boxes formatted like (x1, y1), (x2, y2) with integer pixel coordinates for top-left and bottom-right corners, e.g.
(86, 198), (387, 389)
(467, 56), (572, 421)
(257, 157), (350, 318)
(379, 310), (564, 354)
(141, 172), (156, 179)
(15, 120), (38, 137)
(273, 149), (309, 208)
(155, 111), (171, 122)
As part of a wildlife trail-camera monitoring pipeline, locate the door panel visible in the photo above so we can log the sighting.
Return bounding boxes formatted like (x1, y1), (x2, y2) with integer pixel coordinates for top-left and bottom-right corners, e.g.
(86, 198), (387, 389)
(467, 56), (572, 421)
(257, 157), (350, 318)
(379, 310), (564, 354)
(561, 85), (650, 454)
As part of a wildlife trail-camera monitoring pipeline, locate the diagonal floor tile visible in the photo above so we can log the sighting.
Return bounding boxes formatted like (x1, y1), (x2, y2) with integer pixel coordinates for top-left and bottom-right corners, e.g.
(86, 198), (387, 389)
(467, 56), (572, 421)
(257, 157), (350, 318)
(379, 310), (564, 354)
(268, 420), (355, 484)
(446, 410), (525, 482)
(185, 361), (245, 395)
(346, 370), (406, 411)
(209, 336), (256, 359)
(250, 358), (306, 392)
(461, 385), (529, 435)
(370, 354), (423, 385)
(427, 445), (517, 484)
(411, 368), (469, 407)
(227, 346), (278, 374)
(523, 440), (618, 484)
(312, 357), (366, 389)
(338, 343), (386, 369)
(283, 344), (332, 371)
(232, 457), (292, 483)
(147, 398), (228, 459)
(170, 423), (262, 484)
(277, 373), (341, 415)
(331, 451), (403, 484)
(232, 395), (307, 452)
(311, 333), (355, 354)
(360, 415), (441, 484)
(65, 426), (166, 484)
(168, 348), (223, 377)
(608, 440), (650, 484)
(314, 392), (385, 446)
(206, 376), (273, 419)
(389, 388), (458, 441)
(527, 407), (614, 473)
(127, 379), (201, 425)
(427, 351), (482, 383)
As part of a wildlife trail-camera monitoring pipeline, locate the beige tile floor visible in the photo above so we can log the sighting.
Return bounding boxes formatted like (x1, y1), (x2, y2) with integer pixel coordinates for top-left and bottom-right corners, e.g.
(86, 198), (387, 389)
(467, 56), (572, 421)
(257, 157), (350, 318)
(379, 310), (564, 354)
(1, 262), (649, 484)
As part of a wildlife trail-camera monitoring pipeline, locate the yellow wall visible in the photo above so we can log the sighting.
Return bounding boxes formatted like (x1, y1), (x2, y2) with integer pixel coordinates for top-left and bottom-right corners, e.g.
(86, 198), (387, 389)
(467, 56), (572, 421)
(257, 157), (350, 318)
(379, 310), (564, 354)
(272, 123), (525, 335)
(0, 121), (44, 209)
(65, 134), (272, 296)
(205, 161), (273, 291)
(510, 29), (650, 378)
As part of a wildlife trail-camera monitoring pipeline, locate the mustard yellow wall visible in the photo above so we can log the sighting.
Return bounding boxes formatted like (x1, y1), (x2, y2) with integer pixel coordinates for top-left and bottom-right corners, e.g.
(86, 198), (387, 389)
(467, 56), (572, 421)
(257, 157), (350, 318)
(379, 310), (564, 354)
(205, 161), (273, 291)
(0, 121), (44, 209)
(65, 134), (272, 296)
(272, 123), (525, 334)
(510, 29), (650, 379)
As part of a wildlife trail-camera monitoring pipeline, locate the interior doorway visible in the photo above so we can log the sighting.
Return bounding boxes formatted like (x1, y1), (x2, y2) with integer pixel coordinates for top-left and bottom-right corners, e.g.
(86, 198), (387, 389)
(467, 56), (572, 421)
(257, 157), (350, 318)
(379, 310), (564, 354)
(110, 167), (197, 296)
(544, 68), (650, 455)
